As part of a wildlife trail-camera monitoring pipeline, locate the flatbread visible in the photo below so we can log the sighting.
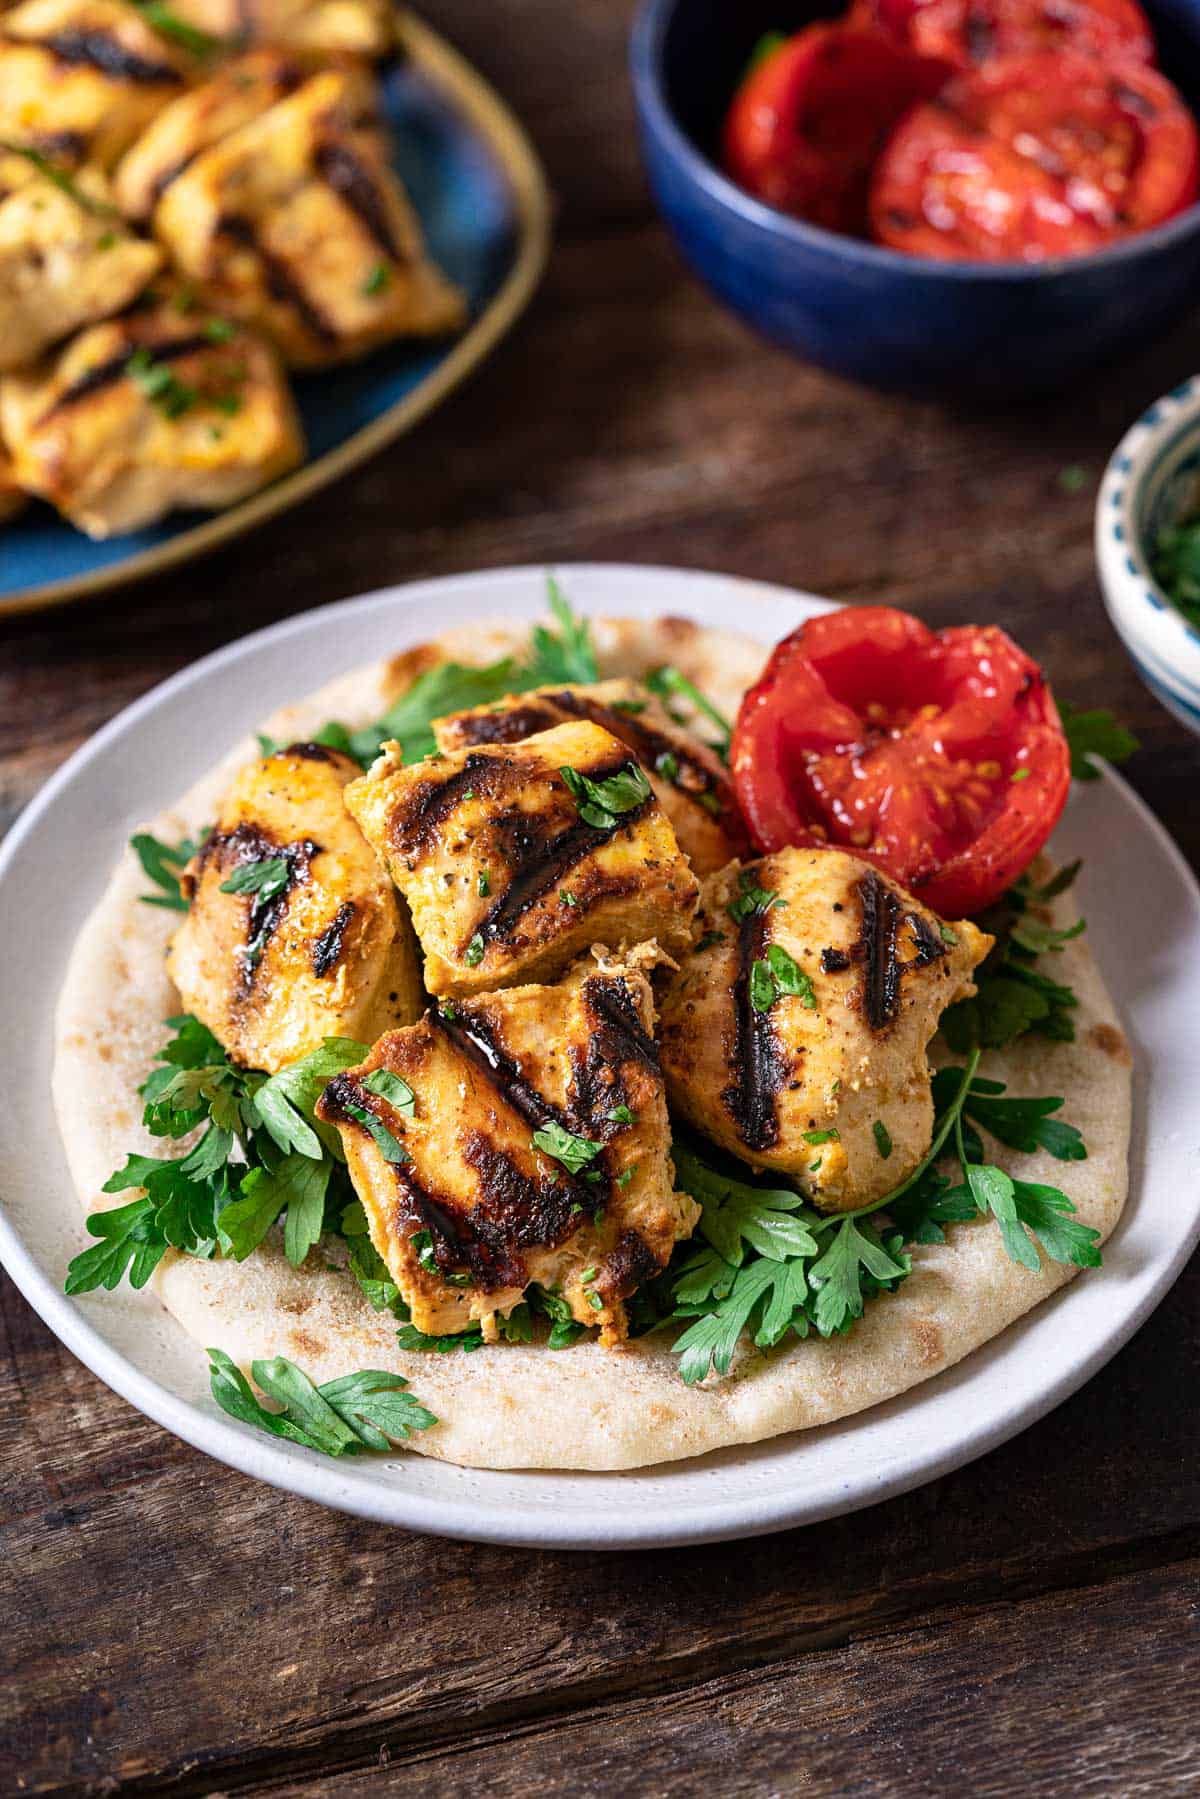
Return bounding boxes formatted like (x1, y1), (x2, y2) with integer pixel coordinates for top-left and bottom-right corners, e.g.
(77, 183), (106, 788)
(54, 615), (1132, 1471)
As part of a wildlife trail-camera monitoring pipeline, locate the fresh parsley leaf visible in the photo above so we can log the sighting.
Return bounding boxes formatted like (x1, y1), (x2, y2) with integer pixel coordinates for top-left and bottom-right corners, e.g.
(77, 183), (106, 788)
(397, 1322), (485, 1353)
(464, 933), (486, 967)
(369, 658), (527, 765)
(361, 1068), (416, 1118)
(608, 1104), (637, 1126)
(1059, 702), (1139, 782)
(673, 1256), (813, 1384)
(1008, 914), (1087, 957)
(526, 576), (599, 684)
(807, 1217), (908, 1336)
(532, 1121), (603, 1175)
(361, 261), (390, 297)
(496, 1303), (533, 1343)
(64, 1194), (169, 1294)
(559, 760), (652, 830)
(527, 1283), (587, 1348)
(253, 1039), (366, 1161)
(674, 1146), (819, 1266)
(342, 1098), (408, 1166)
(749, 959), (776, 1012)
(727, 870), (785, 924)
(932, 1068), (1086, 1162)
(219, 856), (290, 901)
(208, 1350), (435, 1455)
(127, 345), (196, 418)
(941, 870), (1084, 1053)
(131, 830), (201, 911)
(873, 1120), (893, 1159)
(318, 1368), (437, 1448)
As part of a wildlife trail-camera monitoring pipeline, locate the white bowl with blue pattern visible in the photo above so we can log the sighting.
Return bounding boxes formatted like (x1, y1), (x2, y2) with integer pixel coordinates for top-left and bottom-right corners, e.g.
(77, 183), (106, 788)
(1098, 378), (1200, 737)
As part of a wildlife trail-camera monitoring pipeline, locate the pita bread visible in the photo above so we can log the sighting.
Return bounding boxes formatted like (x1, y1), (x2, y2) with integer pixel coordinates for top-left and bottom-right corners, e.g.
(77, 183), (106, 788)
(53, 615), (1132, 1471)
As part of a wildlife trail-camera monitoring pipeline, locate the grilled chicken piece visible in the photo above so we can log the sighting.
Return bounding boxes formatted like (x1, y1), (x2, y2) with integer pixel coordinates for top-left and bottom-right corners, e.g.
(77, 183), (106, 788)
(167, 742), (424, 1074)
(0, 0), (191, 170)
(345, 719), (701, 999)
(114, 49), (316, 224)
(155, 69), (466, 369)
(659, 848), (991, 1212)
(434, 679), (749, 878)
(317, 955), (699, 1342)
(158, 0), (390, 57)
(0, 158), (160, 371)
(0, 286), (303, 536)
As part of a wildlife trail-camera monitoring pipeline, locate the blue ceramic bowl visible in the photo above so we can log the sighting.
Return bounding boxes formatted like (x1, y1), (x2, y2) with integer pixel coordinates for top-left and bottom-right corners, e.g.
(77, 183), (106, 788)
(1097, 375), (1200, 737)
(631, 0), (1200, 395)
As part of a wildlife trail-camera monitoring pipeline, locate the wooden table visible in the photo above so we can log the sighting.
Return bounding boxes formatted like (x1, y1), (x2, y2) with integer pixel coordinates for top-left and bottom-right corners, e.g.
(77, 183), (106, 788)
(4, 4), (1199, 1792)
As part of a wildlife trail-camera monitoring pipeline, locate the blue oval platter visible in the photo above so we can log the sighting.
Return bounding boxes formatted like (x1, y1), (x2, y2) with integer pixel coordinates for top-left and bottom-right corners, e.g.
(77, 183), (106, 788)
(0, 12), (550, 616)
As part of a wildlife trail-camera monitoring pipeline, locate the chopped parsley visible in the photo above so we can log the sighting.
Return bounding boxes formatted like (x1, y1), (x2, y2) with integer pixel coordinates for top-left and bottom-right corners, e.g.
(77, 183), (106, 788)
(532, 1121), (604, 1175)
(362, 261), (391, 296)
(608, 1104), (637, 1126)
(464, 932), (486, 967)
(873, 1120), (893, 1159)
(478, 871), (491, 897)
(559, 759), (652, 830)
(727, 869), (786, 924)
(361, 1068), (416, 1118)
(655, 750), (680, 782)
(219, 855), (290, 902)
(127, 346), (196, 419)
(343, 1098), (408, 1166)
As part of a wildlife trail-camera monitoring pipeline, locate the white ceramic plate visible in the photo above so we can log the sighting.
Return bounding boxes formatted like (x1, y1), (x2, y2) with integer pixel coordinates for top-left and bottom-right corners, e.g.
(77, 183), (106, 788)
(2, 564), (1198, 1549)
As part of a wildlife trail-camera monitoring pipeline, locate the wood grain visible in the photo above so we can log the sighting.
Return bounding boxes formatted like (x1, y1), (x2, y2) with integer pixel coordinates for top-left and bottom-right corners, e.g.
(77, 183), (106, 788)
(3, 0), (1199, 1793)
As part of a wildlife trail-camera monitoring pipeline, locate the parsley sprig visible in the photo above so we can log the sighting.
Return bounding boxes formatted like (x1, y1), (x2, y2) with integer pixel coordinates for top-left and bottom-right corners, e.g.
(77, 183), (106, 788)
(65, 1020), (366, 1295)
(942, 862), (1085, 1053)
(659, 1050), (1097, 1385)
(260, 577), (602, 770)
(208, 1350), (435, 1455)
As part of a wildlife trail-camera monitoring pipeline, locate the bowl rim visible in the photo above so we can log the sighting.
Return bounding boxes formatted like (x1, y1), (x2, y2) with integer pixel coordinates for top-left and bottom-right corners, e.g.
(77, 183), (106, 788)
(1096, 373), (1200, 714)
(630, 0), (1200, 283)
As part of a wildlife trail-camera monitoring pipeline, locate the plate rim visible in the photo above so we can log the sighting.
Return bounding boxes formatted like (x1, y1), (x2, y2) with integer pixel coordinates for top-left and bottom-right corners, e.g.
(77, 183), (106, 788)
(2, 561), (1198, 1549)
(0, 11), (553, 621)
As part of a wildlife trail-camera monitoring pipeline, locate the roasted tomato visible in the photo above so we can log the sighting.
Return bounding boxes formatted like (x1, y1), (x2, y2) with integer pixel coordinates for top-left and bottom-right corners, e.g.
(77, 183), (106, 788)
(871, 52), (1199, 259)
(851, 0), (1154, 69)
(722, 23), (952, 233)
(730, 606), (1071, 917)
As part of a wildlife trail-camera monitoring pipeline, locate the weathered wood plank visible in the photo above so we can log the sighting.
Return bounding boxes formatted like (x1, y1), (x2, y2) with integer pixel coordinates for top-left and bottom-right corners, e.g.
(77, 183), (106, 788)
(3, 1247), (1198, 1795)
(276, 1560), (1200, 1799)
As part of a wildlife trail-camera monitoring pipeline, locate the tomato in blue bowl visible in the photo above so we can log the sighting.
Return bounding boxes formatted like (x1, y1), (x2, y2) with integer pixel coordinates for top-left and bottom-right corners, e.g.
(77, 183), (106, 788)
(630, 0), (1200, 395)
